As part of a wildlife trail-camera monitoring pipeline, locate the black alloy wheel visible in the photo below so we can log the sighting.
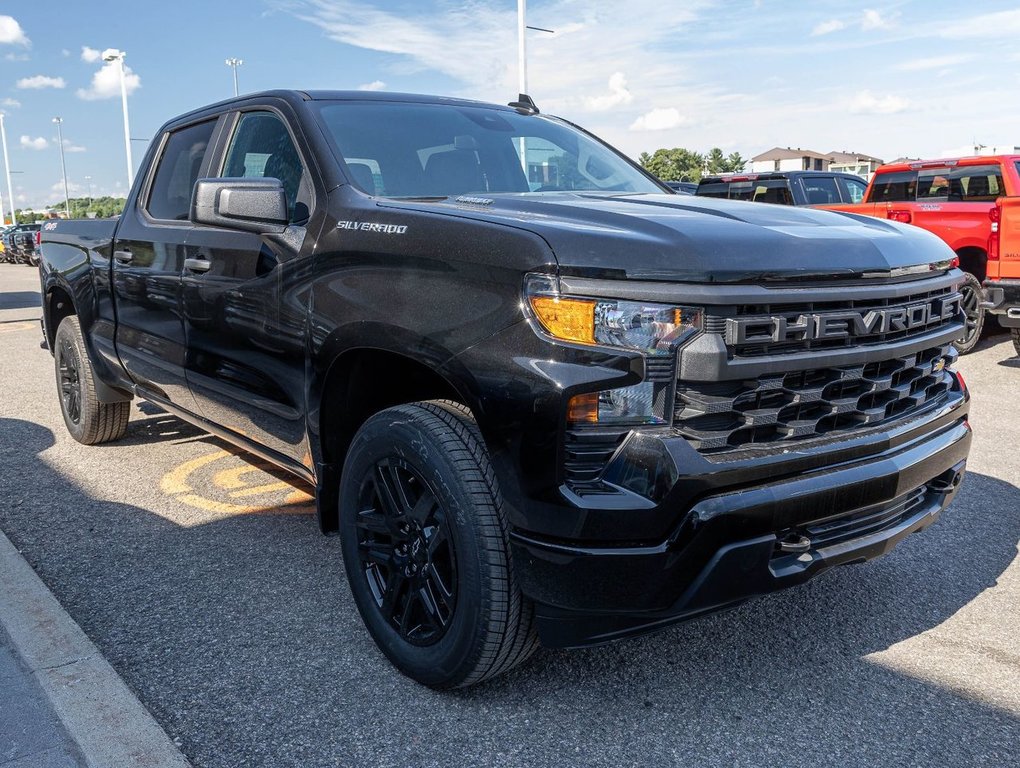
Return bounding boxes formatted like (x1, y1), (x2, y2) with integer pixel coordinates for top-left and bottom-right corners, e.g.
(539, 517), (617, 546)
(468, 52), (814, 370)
(354, 458), (457, 646)
(955, 272), (985, 355)
(57, 335), (83, 425)
(52, 316), (131, 444)
(339, 400), (538, 688)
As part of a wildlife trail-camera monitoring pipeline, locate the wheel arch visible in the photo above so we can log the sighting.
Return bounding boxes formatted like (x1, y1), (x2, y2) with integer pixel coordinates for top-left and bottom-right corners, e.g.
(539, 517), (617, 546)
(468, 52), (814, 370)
(310, 335), (482, 534)
(955, 245), (988, 281)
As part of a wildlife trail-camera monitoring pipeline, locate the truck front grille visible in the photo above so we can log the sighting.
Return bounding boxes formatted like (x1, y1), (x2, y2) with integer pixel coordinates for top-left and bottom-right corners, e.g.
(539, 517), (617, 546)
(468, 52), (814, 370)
(674, 343), (954, 452)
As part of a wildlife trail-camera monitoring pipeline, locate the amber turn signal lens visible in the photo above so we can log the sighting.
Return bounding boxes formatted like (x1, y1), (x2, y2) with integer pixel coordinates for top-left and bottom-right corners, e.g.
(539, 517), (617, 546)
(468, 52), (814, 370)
(529, 296), (596, 345)
(567, 392), (600, 424)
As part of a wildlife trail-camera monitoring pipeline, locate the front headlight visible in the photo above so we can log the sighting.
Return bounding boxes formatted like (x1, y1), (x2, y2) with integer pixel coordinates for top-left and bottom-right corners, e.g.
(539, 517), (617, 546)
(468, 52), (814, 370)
(525, 275), (702, 354)
(525, 274), (702, 425)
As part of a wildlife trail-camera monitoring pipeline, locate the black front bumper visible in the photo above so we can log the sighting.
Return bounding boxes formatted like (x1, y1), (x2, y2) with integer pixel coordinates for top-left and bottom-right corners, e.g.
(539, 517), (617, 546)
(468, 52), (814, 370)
(982, 278), (1020, 327)
(513, 407), (971, 649)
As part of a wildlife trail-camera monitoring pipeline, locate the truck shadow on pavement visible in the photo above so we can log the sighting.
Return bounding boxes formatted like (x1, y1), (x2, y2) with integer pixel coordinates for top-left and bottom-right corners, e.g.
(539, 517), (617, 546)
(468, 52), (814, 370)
(1, 416), (1017, 767)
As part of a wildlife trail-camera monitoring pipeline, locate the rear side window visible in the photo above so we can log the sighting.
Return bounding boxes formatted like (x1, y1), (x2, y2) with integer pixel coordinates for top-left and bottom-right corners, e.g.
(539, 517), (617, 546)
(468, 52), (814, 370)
(801, 177), (840, 205)
(870, 171), (916, 203)
(146, 120), (217, 221)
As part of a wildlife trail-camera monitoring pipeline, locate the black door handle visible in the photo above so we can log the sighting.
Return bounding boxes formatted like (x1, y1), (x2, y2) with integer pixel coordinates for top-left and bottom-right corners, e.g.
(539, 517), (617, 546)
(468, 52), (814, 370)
(113, 249), (133, 263)
(183, 257), (211, 273)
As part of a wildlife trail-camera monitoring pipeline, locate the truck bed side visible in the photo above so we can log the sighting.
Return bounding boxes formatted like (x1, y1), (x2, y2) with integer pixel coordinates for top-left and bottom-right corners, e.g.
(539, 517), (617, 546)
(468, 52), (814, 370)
(39, 219), (133, 400)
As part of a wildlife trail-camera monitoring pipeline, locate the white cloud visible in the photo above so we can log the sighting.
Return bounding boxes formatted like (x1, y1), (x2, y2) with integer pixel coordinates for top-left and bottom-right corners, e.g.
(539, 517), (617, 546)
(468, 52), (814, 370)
(4, 52), (29, 61)
(20, 135), (48, 150)
(76, 59), (141, 100)
(63, 139), (86, 153)
(1, 98), (21, 108)
(357, 80), (386, 91)
(61, 48), (70, 57)
(811, 19), (845, 36)
(583, 72), (633, 111)
(81, 45), (101, 63)
(861, 9), (891, 31)
(942, 9), (1020, 38)
(0, 15), (30, 46)
(896, 54), (973, 72)
(629, 107), (690, 131)
(16, 75), (65, 89)
(848, 90), (908, 115)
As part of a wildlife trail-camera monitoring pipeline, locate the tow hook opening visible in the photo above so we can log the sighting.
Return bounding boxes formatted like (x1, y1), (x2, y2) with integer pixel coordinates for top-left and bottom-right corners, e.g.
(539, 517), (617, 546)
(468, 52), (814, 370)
(776, 533), (812, 554)
(928, 464), (965, 494)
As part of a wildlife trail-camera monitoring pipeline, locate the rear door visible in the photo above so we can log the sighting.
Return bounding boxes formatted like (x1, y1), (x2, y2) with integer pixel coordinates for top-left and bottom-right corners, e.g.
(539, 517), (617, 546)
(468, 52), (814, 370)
(112, 117), (221, 411)
(181, 105), (321, 465)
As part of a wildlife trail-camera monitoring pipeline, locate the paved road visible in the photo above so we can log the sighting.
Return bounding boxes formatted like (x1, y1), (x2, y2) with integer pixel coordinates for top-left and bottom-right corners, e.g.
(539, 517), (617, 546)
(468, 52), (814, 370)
(0, 263), (1017, 767)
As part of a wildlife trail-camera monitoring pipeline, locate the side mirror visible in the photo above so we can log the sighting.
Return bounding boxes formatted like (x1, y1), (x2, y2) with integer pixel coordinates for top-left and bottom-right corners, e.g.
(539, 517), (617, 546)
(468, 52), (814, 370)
(190, 177), (288, 234)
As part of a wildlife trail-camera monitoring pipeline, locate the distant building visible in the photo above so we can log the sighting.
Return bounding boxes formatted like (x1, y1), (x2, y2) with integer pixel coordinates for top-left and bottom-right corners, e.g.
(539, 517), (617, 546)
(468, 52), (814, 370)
(826, 151), (884, 181)
(750, 147), (830, 173)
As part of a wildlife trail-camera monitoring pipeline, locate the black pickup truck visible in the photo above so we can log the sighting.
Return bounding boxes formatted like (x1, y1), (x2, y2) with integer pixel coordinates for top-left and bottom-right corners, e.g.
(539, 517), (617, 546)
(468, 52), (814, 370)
(39, 90), (972, 689)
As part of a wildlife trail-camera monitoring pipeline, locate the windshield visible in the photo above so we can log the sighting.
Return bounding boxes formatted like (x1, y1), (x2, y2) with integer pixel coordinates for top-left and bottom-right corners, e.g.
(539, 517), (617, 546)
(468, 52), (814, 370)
(314, 101), (663, 198)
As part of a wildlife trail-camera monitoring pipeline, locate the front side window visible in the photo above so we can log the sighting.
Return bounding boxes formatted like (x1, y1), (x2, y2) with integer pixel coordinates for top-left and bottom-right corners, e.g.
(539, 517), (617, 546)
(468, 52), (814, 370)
(315, 102), (662, 198)
(223, 111), (309, 221)
(146, 120), (217, 221)
(839, 176), (867, 203)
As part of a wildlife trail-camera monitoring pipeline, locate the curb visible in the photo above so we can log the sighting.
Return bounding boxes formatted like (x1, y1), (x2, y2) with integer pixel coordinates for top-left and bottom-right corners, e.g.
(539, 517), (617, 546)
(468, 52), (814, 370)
(0, 530), (191, 768)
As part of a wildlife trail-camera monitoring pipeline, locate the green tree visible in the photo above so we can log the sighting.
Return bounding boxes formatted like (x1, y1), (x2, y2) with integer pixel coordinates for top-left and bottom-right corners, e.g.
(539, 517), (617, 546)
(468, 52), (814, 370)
(723, 151), (746, 173)
(639, 147), (705, 182)
(705, 148), (727, 174)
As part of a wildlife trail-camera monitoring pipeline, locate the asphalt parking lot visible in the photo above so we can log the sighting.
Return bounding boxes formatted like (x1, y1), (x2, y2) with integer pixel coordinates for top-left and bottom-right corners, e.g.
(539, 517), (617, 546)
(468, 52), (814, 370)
(0, 262), (1018, 767)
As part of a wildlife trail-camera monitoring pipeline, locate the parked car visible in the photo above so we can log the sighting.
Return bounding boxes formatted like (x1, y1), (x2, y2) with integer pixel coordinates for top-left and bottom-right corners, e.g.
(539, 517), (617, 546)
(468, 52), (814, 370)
(696, 170), (867, 206)
(2, 223), (42, 266)
(816, 155), (1020, 353)
(39, 89), (971, 688)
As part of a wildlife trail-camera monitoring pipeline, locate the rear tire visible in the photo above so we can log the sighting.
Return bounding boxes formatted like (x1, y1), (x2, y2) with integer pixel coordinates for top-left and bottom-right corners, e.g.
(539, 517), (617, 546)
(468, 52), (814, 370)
(339, 400), (538, 688)
(1011, 328), (1020, 357)
(955, 272), (984, 355)
(53, 316), (130, 445)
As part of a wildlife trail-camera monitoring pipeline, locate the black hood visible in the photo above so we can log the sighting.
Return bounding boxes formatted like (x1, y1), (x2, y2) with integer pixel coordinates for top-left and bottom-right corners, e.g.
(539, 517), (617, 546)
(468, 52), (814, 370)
(380, 192), (955, 283)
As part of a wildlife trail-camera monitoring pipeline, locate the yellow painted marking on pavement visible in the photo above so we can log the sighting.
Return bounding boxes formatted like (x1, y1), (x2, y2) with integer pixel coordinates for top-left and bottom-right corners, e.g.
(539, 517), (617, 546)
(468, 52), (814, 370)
(0, 321), (36, 334)
(160, 450), (229, 494)
(212, 463), (269, 490)
(228, 481), (293, 499)
(160, 446), (316, 522)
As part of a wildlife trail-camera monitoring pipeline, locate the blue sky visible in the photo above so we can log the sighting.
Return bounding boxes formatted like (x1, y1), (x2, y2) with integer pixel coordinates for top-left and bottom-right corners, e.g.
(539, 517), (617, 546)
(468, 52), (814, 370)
(2, 1), (1020, 210)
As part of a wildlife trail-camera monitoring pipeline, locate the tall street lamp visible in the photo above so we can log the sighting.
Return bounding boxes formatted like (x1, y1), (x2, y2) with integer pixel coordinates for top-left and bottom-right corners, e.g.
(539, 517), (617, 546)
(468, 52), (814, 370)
(226, 58), (243, 97)
(53, 117), (71, 217)
(102, 49), (134, 188)
(0, 112), (15, 224)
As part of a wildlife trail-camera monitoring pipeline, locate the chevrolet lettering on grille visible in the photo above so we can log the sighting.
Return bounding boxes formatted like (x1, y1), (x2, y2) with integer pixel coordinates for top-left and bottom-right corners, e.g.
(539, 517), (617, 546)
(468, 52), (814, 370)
(725, 296), (962, 345)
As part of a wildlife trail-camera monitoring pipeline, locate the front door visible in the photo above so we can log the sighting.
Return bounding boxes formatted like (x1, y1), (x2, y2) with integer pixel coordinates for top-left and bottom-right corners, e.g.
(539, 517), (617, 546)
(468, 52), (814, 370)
(181, 108), (318, 466)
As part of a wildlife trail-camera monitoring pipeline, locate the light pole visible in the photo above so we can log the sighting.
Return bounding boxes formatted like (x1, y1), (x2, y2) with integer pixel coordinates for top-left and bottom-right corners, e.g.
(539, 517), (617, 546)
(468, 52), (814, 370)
(0, 112), (15, 224)
(53, 117), (71, 217)
(102, 49), (134, 188)
(225, 58), (243, 97)
(84, 175), (93, 216)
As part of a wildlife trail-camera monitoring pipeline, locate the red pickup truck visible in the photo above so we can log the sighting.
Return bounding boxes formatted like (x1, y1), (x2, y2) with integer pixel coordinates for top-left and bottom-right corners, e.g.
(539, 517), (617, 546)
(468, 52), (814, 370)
(821, 155), (1020, 353)
(986, 196), (1020, 354)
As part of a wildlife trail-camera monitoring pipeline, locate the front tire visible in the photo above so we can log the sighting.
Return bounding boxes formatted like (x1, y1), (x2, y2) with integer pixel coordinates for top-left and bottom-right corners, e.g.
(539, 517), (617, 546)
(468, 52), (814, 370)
(53, 316), (130, 444)
(339, 400), (538, 688)
(955, 272), (985, 355)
